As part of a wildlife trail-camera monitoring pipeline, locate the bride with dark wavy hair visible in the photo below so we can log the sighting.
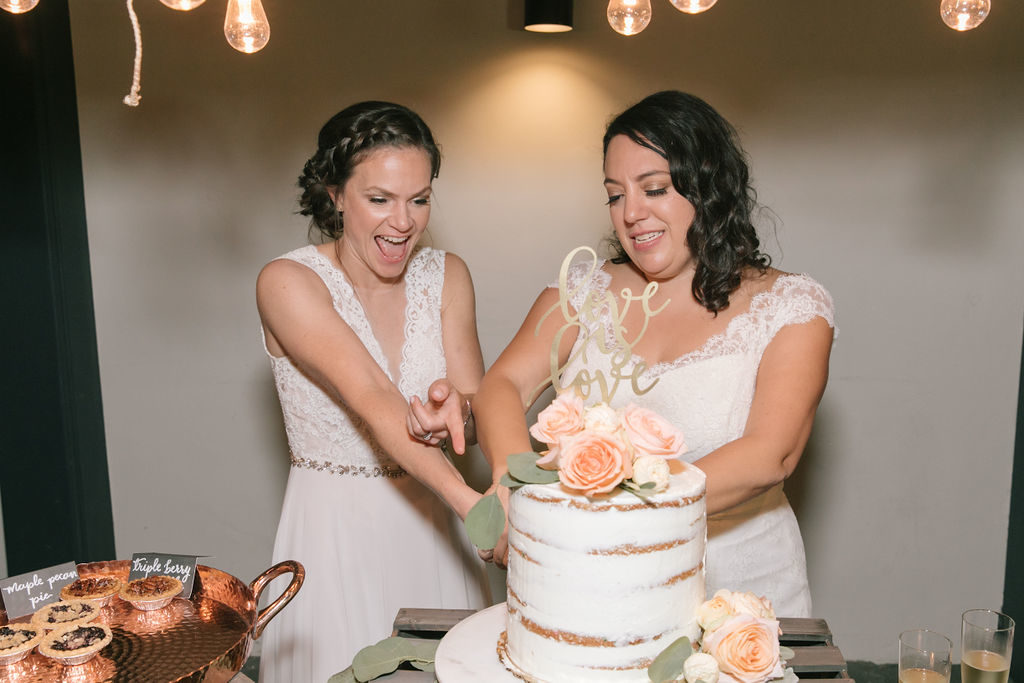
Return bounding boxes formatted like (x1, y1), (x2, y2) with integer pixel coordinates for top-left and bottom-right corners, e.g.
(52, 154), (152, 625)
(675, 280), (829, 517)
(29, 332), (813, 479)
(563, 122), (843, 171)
(414, 91), (836, 617)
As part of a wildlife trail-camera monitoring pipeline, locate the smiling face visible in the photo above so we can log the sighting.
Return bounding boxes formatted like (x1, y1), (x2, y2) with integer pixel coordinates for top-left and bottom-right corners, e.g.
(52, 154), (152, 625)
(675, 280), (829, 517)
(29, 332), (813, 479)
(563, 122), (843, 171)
(603, 134), (697, 282)
(334, 145), (433, 282)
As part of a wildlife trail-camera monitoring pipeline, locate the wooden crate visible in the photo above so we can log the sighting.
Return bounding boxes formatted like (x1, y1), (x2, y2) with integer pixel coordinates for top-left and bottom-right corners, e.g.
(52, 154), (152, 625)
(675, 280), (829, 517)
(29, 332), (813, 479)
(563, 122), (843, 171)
(393, 609), (852, 681)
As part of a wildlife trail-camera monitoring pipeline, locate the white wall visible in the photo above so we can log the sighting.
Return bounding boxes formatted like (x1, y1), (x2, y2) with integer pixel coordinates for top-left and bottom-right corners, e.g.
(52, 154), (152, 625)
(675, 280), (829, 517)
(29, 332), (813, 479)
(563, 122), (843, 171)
(66, 0), (1024, 661)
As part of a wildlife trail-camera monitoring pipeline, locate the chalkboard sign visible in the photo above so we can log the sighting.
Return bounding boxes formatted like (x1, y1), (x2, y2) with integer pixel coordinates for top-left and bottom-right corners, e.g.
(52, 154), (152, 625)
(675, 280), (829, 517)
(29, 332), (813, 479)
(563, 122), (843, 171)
(0, 561), (79, 619)
(127, 553), (200, 598)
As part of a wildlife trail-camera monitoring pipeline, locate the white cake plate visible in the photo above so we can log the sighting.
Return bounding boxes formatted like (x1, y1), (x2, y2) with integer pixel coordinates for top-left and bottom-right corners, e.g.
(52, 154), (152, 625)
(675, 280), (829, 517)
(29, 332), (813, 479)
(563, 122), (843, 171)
(434, 603), (520, 682)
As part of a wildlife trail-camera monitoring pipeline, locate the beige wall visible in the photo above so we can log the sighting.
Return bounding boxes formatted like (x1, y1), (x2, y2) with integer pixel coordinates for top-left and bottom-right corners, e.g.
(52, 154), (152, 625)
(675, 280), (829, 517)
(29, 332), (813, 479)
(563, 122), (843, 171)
(67, 0), (1024, 662)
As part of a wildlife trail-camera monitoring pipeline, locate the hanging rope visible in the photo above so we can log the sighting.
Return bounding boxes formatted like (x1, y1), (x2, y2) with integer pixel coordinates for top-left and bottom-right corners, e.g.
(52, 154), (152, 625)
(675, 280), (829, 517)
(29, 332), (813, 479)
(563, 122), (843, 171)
(123, 0), (143, 107)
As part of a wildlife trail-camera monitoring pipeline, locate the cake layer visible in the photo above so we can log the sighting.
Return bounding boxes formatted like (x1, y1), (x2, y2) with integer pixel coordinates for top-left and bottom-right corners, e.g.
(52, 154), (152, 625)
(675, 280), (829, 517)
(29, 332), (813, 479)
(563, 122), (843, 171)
(503, 466), (707, 683)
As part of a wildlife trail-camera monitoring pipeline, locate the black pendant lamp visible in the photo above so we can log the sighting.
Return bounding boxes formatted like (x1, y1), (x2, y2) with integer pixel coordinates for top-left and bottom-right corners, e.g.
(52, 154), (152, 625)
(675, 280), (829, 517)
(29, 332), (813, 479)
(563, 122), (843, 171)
(524, 0), (573, 33)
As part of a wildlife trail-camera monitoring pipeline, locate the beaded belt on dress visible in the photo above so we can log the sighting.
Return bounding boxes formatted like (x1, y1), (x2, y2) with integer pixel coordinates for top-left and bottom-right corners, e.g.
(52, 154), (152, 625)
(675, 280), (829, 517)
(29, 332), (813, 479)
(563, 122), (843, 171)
(289, 454), (406, 478)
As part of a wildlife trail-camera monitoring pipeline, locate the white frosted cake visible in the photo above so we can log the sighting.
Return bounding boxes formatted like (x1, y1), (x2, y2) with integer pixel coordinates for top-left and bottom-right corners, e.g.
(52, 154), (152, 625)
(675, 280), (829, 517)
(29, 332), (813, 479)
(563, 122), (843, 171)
(499, 464), (707, 682)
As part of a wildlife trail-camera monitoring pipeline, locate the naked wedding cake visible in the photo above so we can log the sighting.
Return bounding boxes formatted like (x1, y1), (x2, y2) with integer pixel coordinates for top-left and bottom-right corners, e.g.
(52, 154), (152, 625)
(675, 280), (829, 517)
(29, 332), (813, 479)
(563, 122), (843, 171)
(491, 248), (709, 681)
(498, 464), (707, 682)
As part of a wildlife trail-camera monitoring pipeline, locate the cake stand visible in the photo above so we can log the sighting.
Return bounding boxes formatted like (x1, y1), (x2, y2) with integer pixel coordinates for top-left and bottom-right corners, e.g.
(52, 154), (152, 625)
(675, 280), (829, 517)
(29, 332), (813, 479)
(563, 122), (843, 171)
(434, 603), (520, 682)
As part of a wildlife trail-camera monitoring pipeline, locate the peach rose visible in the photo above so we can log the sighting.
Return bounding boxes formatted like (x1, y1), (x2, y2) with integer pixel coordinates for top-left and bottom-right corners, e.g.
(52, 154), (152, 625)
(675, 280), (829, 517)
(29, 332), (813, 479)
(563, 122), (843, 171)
(621, 404), (687, 459)
(530, 393), (585, 448)
(702, 615), (783, 683)
(697, 590), (736, 632)
(535, 447), (561, 471)
(557, 431), (632, 496)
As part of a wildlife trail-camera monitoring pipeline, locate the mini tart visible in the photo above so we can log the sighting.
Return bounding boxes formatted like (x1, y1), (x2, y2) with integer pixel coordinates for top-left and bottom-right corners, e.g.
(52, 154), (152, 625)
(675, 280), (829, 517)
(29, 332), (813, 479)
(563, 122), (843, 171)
(60, 576), (122, 607)
(31, 600), (100, 630)
(38, 623), (112, 666)
(0, 622), (46, 666)
(119, 575), (183, 611)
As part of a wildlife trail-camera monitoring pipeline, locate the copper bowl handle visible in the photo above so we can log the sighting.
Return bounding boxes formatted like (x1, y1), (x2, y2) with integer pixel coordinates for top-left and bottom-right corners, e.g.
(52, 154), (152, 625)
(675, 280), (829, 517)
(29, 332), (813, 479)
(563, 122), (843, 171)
(249, 560), (305, 639)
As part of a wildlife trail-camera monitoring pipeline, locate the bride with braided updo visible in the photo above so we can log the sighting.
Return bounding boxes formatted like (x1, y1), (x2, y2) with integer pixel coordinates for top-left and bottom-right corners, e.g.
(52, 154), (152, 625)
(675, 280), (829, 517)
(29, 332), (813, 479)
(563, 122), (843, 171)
(256, 101), (488, 682)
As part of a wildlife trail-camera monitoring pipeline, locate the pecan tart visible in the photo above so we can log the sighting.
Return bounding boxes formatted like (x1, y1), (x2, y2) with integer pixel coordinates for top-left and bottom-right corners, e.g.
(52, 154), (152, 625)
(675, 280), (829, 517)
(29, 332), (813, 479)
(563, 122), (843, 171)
(38, 623), (113, 665)
(31, 599), (100, 630)
(119, 574), (183, 611)
(0, 622), (46, 666)
(60, 576), (122, 607)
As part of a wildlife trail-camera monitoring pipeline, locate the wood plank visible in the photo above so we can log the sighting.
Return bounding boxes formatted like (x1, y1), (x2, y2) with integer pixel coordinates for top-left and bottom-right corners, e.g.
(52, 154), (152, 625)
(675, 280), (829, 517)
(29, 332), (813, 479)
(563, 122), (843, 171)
(789, 645), (848, 675)
(393, 607), (476, 637)
(780, 617), (834, 644)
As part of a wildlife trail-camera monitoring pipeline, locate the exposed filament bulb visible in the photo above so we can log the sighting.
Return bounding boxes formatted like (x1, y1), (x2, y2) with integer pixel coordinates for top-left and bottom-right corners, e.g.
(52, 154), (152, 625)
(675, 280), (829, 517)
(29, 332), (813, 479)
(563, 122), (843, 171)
(224, 0), (270, 53)
(607, 0), (652, 36)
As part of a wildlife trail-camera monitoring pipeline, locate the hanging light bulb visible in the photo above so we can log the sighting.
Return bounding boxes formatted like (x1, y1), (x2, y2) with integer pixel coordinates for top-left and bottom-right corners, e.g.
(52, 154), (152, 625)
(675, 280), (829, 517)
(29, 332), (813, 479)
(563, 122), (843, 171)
(1, 0), (40, 14)
(939, 0), (990, 31)
(159, 0), (206, 10)
(224, 0), (270, 54)
(669, 0), (717, 14)
(607, 0), (652, 36)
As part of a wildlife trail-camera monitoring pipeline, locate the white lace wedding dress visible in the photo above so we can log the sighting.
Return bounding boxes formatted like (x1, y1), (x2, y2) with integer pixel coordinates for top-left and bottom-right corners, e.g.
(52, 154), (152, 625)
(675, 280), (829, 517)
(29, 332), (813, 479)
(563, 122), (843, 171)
(258, 245), (488, 683)
(558, 261), (836, 617)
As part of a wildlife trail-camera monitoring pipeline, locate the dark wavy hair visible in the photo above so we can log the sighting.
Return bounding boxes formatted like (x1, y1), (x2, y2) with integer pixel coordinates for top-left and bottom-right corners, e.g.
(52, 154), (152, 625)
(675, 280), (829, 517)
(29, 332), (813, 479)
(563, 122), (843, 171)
(298, 101), (441, 240)
(603, 91), (770, 313)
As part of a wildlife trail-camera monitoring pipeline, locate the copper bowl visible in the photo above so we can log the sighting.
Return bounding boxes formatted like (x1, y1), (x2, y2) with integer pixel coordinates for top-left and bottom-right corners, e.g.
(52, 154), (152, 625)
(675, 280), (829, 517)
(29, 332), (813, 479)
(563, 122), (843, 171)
(0, 559), (303, 683)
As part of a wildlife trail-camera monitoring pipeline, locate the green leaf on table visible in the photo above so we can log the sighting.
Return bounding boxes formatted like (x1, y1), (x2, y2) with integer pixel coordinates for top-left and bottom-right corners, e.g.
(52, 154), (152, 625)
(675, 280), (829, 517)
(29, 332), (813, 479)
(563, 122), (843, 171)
(327, 667), (357, 683)
(648, 635), (692, 682)
(410, 659), (435, 672)
(465, 492), (505, 550)
(779, 645), (795, 661)
(507, 451), (560, 484)
(351, 636), (438, 680)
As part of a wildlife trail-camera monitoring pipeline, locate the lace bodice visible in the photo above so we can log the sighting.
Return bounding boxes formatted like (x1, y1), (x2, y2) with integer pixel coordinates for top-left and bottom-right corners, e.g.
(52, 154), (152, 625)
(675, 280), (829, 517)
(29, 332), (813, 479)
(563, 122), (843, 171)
(558, 260), (837, 462)
(264, 245), (447, 475)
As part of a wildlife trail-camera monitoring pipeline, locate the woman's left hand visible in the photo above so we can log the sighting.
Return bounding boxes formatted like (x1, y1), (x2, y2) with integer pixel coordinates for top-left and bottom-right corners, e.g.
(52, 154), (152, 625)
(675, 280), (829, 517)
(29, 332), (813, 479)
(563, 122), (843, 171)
(407, 379), (472, 454)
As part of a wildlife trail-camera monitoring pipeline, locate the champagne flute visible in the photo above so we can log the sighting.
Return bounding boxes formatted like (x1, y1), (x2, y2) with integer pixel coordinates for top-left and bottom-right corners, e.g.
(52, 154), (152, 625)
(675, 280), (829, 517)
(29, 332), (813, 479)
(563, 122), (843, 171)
(961, 609), (1014, 683)
(899, 629), (953, 683)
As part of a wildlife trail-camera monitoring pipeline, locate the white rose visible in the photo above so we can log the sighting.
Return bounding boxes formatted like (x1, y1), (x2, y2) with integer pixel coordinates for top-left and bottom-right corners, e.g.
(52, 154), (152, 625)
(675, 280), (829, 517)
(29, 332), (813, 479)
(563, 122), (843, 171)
(684, 652), (721, 683)
(583, 404), (621, 433)
(631, 455), (670, 492)
(697, 591), (735, 632)
(729, 591), (776, 619)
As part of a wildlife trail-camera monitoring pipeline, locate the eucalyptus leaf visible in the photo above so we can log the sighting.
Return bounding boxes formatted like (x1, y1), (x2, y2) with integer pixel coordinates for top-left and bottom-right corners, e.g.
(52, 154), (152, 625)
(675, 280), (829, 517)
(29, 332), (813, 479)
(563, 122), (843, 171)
(465, 492), (505, 550)
(781, 666), (799, 683)
(622, 483), (658, 501)
(648, 635), (692, 682)
(779, 646), (795, 661)
(351, 637), (438, 680)
(410, 659), (435, 672)
(507, 451), (560, 484)
(499, 472), (526, 489)
(326, 667), (357, 683)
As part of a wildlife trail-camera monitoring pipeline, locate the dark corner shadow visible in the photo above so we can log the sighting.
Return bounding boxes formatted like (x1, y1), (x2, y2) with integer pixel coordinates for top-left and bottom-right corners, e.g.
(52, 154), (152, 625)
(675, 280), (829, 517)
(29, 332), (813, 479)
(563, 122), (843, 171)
(786, 395), (837, 520)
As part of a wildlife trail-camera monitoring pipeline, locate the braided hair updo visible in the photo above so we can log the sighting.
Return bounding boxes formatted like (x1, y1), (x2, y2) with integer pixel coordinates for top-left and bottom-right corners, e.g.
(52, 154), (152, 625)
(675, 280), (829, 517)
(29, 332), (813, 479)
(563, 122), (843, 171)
(603, 91), (770, 314)
(298, 101), (441, 240)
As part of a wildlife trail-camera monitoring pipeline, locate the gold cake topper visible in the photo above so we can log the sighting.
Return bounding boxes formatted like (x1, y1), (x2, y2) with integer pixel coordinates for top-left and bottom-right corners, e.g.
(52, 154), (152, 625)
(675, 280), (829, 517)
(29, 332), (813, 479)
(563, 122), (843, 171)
(531, 246), (668, 405)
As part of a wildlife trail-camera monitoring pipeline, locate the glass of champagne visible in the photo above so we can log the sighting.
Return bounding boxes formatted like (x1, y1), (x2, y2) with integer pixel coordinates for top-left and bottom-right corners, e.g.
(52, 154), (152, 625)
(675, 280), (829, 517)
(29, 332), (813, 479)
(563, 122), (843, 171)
(900, 629), (953, 683)
(961, 609), (1014, 683)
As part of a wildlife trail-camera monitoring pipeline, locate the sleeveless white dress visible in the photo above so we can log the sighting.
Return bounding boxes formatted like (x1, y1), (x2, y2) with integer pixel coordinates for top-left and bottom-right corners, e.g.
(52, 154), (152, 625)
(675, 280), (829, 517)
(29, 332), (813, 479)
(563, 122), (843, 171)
(557, 261), (836, 618)
(258, 245), (488, 683)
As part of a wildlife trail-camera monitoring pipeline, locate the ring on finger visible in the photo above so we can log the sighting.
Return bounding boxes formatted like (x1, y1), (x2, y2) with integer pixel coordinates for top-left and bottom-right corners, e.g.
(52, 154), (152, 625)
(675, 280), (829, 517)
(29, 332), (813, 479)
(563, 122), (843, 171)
(419, 432), (433, 442)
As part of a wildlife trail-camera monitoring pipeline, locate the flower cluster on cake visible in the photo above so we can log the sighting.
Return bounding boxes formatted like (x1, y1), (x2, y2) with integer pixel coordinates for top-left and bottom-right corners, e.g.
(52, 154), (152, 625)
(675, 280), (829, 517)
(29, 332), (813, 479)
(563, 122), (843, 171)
(522, 392), (687, 496)
(650, 589), (796, 683)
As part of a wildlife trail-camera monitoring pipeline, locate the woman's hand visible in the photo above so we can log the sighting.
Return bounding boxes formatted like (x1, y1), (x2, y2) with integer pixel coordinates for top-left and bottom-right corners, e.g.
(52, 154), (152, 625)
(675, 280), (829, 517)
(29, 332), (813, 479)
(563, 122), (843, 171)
(475, 483), (510, 569)
(408, 379), (473, 454)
